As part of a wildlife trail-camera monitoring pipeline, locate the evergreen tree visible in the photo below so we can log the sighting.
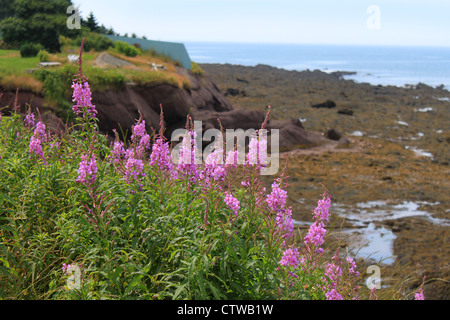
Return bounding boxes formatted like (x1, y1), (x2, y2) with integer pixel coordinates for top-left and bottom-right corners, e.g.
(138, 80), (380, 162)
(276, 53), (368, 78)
(0, 0), (15, 21)
(85, 11), (99, 32)
(0, 0), (78, 52)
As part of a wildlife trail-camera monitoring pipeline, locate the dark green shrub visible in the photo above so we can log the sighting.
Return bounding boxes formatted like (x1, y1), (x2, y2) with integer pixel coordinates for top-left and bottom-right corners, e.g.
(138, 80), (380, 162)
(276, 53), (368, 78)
(37, 50), (50, 62)
(20, 42), (44, 57)
(75, 32), (114, 52)
(114, 40), (141, 57)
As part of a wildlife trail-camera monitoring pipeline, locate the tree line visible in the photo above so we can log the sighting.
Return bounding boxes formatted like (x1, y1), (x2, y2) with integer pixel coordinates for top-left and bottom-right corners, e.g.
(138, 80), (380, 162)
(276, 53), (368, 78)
(0, 0), (128, 52)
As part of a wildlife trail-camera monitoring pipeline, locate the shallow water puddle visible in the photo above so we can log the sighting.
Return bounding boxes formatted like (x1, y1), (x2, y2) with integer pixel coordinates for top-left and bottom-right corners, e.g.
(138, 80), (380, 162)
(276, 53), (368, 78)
(343, 200), (448, 225)
(295, 200), (448, 264)
(340, 223), (397, 265)
(404, 146), (433, 158)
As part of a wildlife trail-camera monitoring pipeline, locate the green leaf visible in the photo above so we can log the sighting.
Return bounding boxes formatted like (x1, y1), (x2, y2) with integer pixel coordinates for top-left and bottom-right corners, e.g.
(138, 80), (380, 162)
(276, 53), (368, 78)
(125, 274), (143, 295)
(173, 281), (188, 300)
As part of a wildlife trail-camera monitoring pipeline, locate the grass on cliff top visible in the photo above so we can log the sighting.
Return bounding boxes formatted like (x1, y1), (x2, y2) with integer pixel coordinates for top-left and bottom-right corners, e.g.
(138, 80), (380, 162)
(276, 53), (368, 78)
(0, 48), (191, 91)
(0, 48), (194, 119)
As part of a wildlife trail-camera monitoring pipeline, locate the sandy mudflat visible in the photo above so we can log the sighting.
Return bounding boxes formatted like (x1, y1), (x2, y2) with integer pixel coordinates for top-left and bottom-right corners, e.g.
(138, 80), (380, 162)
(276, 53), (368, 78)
(200, 63), (449, 299)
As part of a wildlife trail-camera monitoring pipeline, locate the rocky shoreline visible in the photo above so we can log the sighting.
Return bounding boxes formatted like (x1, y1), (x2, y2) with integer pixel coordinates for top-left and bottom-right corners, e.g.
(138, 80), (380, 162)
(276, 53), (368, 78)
(199, 63), (449, 299)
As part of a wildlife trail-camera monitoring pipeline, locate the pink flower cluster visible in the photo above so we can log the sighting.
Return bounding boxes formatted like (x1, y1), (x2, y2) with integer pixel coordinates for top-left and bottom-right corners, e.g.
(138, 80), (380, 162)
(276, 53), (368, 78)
(313, 194), (331, 223)
(76, 154), (98, 184)
(266, 182), (287, 211)
(24, 112), (35, 128)
(62, 263), (72, 273)
(246, 131), (267, 167)
(266, 181), (293, 240)
(279, 247), (300, 268)
(131, 120), (151, 158)
(131, 121), (146, 140)
(346, 257), (359, 276)
(303, 221), (327, 252)
(224, 192), (240, 216)
(304, 193), (331, 253)
(414, 276), (426, 300)
(112, 140), (125, 164)
(202, 137), (227, 184)
(71, 81), (97, 119)
(325, 288), (343, 300)
(321, 252), (360, 300)
(149, 138), (173, 173)
(124, 157), (145, 184)
(121, 120), (151, 184)
(177, 130), (199, 182)
(29, 121), (47, 162)
(414, 289), (425, 300)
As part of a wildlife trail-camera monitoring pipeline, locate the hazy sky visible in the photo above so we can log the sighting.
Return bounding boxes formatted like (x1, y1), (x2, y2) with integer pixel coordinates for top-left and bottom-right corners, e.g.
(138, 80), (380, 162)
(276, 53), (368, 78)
(73, 0), (450, 47)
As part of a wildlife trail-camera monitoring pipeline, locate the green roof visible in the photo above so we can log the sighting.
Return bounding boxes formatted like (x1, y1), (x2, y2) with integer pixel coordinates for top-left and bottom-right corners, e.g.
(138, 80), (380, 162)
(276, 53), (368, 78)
(105, 35), (191, 70)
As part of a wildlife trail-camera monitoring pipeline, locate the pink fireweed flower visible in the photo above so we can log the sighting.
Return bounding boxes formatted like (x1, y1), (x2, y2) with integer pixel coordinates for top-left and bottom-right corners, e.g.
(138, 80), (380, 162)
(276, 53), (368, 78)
(149, 138), (178, 180)
(276, 207), (294, 240)
(29, 121), (47, 162)
(130, 121), (151, 159)
(131, 120), (146, 140)
(279, 247), (300, 268)
(266, 181), (293, 240)
(202, 137), (227, 183)
(34, 121), (47, 141)
(414, 289), (425, 300)
(246, 131), (268, 167)
(150, 138), (171, 168)
(139, 133), (151, 151)
(304, 221), (326, 250)
(76, 154), (98, 184)
(266, 182), (288, 211)
(324, 262), (343, 287)
(29, 136), (43, 158)
(414, 276), (426, 300)
(313, 193), (332, 223)
(112, 140), (125, 164)
(24, 112), (35, 128)
(224, 192), (240, 216)
(225, 149), (239, 168)
(62, 263), (70, 273)
(129, 120), (151, 158)
(325, 288), (343, 300)
(71, 81), (97, 118)
(124, 156), (145, 184)
(177, 130), (199, 181)
(346, 257), (359, 276)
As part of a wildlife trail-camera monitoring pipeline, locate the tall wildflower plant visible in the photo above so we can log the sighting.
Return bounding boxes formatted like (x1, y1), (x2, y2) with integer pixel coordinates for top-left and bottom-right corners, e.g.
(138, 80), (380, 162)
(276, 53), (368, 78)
(0, 40), (429, 300)
(71, 37), (98, 135)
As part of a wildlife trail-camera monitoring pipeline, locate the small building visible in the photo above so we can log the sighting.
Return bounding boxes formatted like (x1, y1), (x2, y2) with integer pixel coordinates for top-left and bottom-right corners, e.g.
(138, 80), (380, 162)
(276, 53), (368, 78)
(104, 35), (191, 70)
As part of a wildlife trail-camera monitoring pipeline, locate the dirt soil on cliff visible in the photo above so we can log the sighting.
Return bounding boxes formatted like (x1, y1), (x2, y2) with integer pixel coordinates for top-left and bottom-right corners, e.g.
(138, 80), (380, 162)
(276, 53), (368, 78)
(200, 63), (449, 300)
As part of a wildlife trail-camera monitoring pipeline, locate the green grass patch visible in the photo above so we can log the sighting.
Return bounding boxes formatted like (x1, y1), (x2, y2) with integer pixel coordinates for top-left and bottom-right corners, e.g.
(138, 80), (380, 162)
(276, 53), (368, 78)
(0, 50), (40, 74)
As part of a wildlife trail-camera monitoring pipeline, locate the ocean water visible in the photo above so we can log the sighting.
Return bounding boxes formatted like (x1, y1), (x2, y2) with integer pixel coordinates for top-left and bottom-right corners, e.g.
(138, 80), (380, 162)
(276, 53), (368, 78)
(185, 42), (450, 90)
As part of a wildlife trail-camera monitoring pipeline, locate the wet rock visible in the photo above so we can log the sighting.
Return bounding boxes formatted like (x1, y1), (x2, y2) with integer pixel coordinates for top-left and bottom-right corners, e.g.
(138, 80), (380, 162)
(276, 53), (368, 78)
(338, 136), (351, 145)
(225, 88), (240, 96)
(337, 108), (354, 116)
(312, 100), (336, 109)
(236, 77), (249, 84)
(325, 129), (342, 141)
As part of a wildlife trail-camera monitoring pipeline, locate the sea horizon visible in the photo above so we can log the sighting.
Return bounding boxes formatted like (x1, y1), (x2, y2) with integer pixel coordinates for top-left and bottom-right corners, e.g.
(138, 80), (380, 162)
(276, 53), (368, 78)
(185, 42), (450, 91)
